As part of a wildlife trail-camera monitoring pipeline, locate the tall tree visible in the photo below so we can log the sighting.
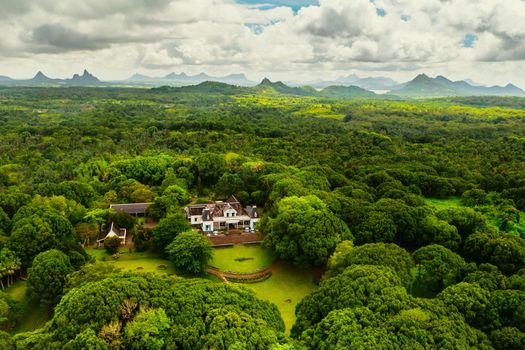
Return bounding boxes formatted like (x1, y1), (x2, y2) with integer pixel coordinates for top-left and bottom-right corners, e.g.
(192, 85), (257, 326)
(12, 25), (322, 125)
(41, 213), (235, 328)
(27, 249), (74, 308)
(264, 195), (353, 266)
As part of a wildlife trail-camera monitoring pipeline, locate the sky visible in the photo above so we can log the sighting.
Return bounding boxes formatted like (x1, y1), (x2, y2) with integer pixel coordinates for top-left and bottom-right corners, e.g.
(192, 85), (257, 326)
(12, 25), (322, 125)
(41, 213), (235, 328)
(0, 0), (524, 87)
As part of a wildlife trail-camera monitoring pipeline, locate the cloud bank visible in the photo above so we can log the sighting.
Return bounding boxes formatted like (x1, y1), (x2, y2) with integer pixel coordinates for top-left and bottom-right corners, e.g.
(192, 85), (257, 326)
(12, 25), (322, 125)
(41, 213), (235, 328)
(0, 0), (523, 86)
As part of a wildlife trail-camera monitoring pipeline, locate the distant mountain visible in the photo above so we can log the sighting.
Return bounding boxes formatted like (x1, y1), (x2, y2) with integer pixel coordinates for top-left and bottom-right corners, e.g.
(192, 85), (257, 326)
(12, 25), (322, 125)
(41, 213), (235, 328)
(256, 78), (313, 95)
(127, 72), (256, 86)
(319, 85), (376, 98)
(30, 71), (59, 84)
(69, 70), (102, 85)
(391, 74), (525, 97)
(177, 81), (249, 94)
(335, 74), (361, 84)
(0, 75), (13, 81)
(300, 75), (398, 90)
(351, 76), (399, 90)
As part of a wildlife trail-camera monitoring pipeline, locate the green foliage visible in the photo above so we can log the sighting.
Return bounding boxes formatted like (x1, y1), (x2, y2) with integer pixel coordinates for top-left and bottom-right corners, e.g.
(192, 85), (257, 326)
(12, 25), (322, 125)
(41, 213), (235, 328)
(165, 230), (212, 273)
(327, 242), (415, 287)
(103, 236), (121, 255)
(1, 86), (525, 349)
(16, 273), (287, 349)
(65, 262), (121, 293)
(413, 244), (466, 292)
(151, 215), (191, 253)
(27, 249), (74, 308)
(263, 195), (353, 266)
(464, 232), (525, 275)
(293, 264), (406, 335)
(123, 308), (171, 350)
(439, 282), (490, 327)
(8, 206), (85, 268)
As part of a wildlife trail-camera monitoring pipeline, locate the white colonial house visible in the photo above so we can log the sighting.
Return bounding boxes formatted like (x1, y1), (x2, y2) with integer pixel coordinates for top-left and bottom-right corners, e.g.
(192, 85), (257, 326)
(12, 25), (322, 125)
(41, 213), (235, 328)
(184, 195), (260, 232)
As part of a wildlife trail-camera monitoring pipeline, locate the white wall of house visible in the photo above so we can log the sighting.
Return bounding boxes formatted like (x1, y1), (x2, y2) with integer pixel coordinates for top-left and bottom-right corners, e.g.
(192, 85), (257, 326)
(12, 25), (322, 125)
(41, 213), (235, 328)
(250, 218), (260, 230)
(202, 221), (214, 232)
(190, 215), (203, 225)
(224, 208), (237, 217)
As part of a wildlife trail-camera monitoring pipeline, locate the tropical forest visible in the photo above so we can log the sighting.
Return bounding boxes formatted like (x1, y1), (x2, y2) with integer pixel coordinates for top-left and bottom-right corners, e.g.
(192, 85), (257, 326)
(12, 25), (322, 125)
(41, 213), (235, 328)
(0, 81), (522, 350)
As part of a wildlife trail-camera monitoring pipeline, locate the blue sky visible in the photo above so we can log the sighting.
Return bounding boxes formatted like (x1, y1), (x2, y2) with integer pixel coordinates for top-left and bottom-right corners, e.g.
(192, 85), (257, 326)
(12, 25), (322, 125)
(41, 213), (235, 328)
(237, 0), (319, 12)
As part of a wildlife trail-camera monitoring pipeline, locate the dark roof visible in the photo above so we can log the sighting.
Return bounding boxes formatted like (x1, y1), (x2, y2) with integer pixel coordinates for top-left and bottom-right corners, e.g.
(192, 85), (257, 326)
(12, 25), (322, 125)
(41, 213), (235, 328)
(245, 206), (259, 218)
(110, 203), (151, 214)
(186, 204), (206, 216)
(202, 209), (213, 221)
(227, 195), (240, 204)
(185, 195), (256, 221)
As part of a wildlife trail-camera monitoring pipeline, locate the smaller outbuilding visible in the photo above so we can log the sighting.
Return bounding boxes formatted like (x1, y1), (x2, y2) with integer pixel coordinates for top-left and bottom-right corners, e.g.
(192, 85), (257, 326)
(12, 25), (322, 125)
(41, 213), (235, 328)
(97, 222), (127, 247)
(110, 203), (152, 216)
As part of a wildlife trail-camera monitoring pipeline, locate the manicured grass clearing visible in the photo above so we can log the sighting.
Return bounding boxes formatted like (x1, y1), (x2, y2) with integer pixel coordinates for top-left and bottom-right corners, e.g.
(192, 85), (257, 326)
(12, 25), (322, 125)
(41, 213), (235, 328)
(236, 263), (316, 333)
(86, 247), (178, 275)
(425, 196), (463, 209)
(210, 244), (274, 273)
(5, 281), (51, 334)
(86, 245), (315, 332)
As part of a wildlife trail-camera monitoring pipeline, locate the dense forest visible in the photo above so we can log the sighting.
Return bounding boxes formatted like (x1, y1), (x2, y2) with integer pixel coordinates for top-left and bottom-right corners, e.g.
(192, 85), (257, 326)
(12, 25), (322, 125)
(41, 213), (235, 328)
(0, 85), (524, 349)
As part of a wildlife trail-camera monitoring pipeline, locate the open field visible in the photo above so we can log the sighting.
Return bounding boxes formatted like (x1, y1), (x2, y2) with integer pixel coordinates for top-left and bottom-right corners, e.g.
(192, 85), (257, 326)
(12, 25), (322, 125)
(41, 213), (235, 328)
(5, 281), (51, 334)
(236, 263), (317, 332)
(86, 247), (178, 275)
(210, 244), (274, 273)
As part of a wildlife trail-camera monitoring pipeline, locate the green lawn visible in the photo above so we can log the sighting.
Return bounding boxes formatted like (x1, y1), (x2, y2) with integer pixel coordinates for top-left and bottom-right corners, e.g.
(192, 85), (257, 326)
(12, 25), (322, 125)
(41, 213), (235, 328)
(5, 281), (51, 334)
(210, 244), (274, 273)
(425, 196), (463, 209)
(236, 263), (317, 333)
(86, 247), (178, 275)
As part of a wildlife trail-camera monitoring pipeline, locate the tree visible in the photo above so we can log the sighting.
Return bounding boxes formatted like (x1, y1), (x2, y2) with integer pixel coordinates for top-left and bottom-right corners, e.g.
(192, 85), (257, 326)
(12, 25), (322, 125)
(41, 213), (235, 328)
(152, 215), (191, 253)
(464, 232), (525, 275)
(27, 249), (73, 308)
(419, 215), (461, 250)
(31, 274), (285, 349)
(436, 207), (486, 242)
(0, 208), (10, 236)
(64, 328), (108, 350)
(462, 189), (487, 207)
(8, 205), (86, 269)
(104, 236), (121, 255)
(0, 248), (21, 289)
(463, 264), (508, 291)
(109, 211), (135, 231)
(439, 282), (490, 327)
(327, 242), (414, 287)
(7, 218), (58, 269)
(215, 173), (244, 197)
(490, 327), (525, 350)
(123, 308), (171, 350)
(293, 264), (408, 335)
(263, 195), (353, 266)
(413, 244), (466, 292)
(65, 262), (121, 293)
(355, 211), (397, 244)
(165, 230), (212, 274)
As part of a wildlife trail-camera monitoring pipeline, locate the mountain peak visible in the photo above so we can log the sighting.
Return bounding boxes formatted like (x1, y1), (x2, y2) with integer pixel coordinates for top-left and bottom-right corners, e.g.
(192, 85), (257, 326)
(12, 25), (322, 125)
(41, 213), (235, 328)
(69, 69), (101, 84)
(260, 77), (272, 85)
(31, 71), (54, 82)
(413, 73), (431, 81)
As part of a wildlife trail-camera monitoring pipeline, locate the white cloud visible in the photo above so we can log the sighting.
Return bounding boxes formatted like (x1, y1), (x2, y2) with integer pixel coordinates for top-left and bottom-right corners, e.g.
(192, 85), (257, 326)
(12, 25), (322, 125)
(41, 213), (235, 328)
(0, 0), (523, 87)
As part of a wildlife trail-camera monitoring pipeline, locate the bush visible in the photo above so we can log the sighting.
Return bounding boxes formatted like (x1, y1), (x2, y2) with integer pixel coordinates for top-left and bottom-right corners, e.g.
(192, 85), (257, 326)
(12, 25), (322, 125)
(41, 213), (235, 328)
(104, 236), (121, 255)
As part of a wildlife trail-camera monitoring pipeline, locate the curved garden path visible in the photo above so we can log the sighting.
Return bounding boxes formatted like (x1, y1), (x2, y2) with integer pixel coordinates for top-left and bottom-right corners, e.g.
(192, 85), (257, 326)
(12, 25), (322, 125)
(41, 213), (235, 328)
(207, 260), (285, 283)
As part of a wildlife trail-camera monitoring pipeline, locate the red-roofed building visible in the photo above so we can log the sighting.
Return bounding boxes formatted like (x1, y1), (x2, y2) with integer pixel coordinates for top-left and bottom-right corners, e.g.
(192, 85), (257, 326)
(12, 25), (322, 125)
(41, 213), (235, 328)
(184, 195), (260, 232)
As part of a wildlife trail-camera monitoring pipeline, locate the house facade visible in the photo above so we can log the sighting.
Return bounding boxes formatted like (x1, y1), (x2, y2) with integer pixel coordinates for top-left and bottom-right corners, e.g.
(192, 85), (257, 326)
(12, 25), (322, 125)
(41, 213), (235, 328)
(96, 222), (127, 247)
(184, 195), (260, 232)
